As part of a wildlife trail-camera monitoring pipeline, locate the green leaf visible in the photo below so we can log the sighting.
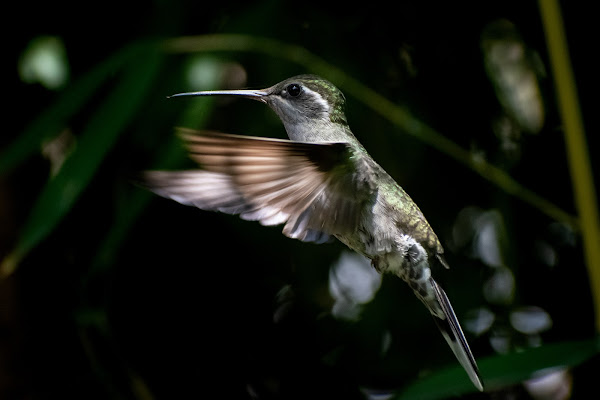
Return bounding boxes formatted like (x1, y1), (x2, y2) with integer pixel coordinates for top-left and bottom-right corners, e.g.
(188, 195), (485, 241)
(87, 56), (228, 275)
(393, 337), (600, 400)
(1, 42), (163, 275)
(1, 41), (152, 174)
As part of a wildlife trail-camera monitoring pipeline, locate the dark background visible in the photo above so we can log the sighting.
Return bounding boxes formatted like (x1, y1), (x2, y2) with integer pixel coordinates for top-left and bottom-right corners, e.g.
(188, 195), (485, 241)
(2, 1), (598, 399)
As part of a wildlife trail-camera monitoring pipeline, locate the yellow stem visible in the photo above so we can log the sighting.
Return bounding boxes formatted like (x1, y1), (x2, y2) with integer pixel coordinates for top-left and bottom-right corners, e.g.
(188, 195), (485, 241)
(539, 0), (600, 333)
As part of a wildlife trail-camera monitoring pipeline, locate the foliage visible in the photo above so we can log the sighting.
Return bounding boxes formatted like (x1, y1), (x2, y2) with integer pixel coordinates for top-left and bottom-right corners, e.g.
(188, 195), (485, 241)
(2, 1), (598, 399)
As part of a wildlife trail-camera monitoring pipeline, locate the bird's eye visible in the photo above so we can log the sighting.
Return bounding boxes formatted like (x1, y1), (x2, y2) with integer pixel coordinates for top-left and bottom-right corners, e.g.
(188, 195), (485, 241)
(286, 83), (302, 97)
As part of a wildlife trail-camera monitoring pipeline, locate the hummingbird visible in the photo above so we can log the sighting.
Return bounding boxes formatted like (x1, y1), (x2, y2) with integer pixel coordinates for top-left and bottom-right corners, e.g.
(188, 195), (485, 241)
(143, 74), (483, 391)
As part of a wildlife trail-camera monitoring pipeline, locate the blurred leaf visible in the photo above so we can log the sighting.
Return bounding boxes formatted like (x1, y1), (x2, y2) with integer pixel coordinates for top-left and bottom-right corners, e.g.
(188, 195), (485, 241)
(1, 41), (154, 174)
(1, 41), (163, 276)
(394, 337), (599, 400)
(18, 36), (69, 90)
(87, 55), (234, 275)
(90, 97), (221, 273)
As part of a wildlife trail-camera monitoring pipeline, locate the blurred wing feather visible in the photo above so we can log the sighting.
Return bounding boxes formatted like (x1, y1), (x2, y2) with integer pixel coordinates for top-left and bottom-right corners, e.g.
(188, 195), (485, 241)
(143, 129), (375, 243)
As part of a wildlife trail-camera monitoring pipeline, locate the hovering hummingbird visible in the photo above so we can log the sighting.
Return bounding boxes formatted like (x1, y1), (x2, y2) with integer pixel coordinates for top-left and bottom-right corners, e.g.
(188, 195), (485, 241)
(143, 74), (483, 391)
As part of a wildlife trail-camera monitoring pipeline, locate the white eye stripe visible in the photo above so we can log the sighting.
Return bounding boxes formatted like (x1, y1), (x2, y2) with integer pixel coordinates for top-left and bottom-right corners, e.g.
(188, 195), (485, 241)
(301, 86), (330, 113)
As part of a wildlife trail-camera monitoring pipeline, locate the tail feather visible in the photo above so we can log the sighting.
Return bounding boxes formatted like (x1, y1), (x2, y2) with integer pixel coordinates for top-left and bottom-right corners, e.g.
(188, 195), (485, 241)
(429, 278), (484, 391)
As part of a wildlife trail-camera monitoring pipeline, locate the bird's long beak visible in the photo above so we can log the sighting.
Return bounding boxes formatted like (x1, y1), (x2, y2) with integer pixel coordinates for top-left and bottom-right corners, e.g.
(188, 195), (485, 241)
(168, 89), (269, 102)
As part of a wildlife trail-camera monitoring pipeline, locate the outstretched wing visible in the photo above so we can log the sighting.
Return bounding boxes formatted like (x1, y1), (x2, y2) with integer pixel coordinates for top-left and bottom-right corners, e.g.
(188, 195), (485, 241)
(142, 129), (376, 243)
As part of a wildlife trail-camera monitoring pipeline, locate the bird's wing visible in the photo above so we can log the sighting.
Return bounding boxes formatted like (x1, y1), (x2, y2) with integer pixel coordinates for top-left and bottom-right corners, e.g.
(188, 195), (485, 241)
(142, 129), (376, 243)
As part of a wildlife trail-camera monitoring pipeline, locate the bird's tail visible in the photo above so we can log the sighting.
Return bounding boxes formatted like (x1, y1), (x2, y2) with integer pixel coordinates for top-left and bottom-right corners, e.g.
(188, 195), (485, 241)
(423, 277), (484, 391)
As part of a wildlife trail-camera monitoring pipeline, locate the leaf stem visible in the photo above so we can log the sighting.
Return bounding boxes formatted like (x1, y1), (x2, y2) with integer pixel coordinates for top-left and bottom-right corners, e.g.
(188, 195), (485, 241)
(539, 0), (600, 333)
